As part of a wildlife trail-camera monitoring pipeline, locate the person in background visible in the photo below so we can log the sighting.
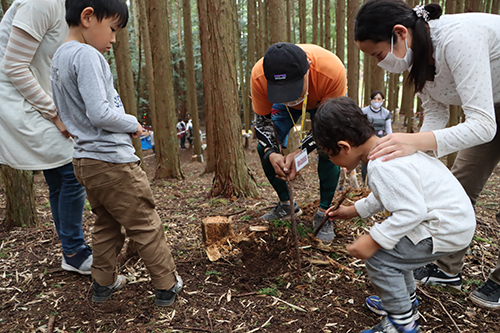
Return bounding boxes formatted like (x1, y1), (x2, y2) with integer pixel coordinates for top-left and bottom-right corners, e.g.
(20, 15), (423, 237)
(251, 42), (347, 243)
(355, 0), (500, 310)
(0, 0), (92, 274)
(176, 118), (187, 150)
(361, 90), (392, 184)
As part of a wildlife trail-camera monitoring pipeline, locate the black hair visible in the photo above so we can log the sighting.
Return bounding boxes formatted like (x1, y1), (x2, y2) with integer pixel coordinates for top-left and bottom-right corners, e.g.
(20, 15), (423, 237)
(370, 90), (385, 100)
(312, 97), (375, 156)
(65, 0), (128, 28)
(355, 0), (442, 93)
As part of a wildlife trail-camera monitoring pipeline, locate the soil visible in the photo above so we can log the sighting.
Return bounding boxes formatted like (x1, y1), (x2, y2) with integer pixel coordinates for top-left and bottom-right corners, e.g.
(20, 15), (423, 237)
(1, 123), (500, 333)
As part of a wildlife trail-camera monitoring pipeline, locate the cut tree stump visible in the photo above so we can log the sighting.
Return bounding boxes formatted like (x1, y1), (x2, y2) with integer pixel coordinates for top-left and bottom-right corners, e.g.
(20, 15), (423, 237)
(202, 216), (233, 261)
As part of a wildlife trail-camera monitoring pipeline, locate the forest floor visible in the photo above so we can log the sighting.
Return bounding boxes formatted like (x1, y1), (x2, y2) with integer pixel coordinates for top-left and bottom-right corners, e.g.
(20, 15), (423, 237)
(1, 123), (500, 333)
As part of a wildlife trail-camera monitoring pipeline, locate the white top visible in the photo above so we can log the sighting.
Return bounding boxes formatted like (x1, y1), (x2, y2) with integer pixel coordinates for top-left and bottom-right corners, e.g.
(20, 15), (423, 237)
(419, 13), (500, 158)
(0, 0), (73, 169)
(355, 152), (475, 254)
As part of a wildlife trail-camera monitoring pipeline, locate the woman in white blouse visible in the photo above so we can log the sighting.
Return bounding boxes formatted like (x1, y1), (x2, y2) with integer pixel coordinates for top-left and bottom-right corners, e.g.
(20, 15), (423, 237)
(355, 0), (500, 310)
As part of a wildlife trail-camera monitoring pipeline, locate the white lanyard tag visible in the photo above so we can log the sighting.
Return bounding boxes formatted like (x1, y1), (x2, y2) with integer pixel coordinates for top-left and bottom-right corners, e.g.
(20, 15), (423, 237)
(294, 149), (309, 172)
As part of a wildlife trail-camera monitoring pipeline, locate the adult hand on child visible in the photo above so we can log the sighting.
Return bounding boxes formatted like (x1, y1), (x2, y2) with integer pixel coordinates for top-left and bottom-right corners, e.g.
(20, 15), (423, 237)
(368, 132), (436, 162)
(347, 234), (381, 260)
(131, 123), (143, 139)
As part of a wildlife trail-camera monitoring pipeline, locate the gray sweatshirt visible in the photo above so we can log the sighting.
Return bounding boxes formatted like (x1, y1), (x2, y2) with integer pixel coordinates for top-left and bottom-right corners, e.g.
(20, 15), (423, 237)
(51, 41), (139, 163)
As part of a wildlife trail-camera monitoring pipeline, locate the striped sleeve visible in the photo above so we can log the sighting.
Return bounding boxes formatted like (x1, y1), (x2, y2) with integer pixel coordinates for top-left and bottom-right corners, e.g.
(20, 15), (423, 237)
(4, 27), (57, 119)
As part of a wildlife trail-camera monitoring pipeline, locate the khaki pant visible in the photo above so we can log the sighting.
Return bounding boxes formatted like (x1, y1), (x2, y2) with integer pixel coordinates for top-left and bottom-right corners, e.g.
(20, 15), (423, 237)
(73, 158), (177, 289)
(436, 105), (500, 284)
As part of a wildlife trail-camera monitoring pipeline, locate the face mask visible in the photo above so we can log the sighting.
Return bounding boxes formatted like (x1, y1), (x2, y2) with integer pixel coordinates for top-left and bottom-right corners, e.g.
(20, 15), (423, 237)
(377, 37), (413, 73)
(283, 72), (309, 107)
(371, 101), (383, 109)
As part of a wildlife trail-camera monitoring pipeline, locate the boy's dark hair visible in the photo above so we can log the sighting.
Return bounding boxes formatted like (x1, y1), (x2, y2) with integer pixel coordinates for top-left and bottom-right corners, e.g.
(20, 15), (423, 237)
(355, 0), (442, 93)
(66, 0), (129, 28)
(371, 90), (385, 100)
(312, 97), (375, 156)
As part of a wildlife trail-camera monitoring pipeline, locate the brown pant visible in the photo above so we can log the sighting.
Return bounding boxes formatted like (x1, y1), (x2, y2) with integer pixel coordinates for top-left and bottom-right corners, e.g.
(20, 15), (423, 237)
(73, 158), (177, 290)
(437, 105), (500, 284)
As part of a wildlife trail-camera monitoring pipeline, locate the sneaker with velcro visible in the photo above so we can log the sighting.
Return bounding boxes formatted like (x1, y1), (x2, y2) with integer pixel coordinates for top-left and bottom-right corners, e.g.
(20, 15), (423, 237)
(92, 275), (127, 303)
(470, 279), (500, 309)
(366, 296), (419, 320)
(413, 263), (462, 290)
(362, 315), (421, 333)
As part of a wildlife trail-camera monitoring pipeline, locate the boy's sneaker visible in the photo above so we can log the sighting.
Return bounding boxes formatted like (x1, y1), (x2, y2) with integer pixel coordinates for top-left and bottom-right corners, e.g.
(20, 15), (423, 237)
(92, 275), (127, 303)
(61, 245), (93, 275)
(470, 279), (500, 309)
(362, 316), (421, 333)
(155, 273), (183, 306)
(260, 202), (303, 221)
(313, 209), (334, 242)
(413, 263), (462, 290)
(366, 296), (419, 321)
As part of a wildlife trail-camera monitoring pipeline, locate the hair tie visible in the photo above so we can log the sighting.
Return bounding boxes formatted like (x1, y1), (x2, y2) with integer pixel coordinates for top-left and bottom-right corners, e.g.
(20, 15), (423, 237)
(413, 5), (430, 22)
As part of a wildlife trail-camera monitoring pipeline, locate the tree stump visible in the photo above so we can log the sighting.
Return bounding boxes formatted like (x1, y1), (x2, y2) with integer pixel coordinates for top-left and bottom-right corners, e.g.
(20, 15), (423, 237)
(202, 216), (233, 261)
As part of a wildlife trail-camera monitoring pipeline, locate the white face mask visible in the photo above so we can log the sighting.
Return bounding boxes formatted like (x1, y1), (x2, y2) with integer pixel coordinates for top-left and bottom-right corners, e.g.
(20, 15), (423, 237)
(371, 101), (383, 109)
(377, 37), (413, 73)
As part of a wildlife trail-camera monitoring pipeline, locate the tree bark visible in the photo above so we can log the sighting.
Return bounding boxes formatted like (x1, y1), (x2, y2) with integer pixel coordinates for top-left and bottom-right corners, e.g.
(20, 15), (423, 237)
(324, 0), (331, 50)
(464, 0), (482, 12)
(312, 0), (318, 45)
(363, 55), (371, 106)
(183, 0), (202, 161)
(388, 73), (400, 115)
(370, 56), (385, 96)
(286, 0), (292, 42)
(347, 0), (360, 104)
(335, 0), (345, 64)
(319, 0), (324, 47)
(258, 0), (267, 57)
(147, 0), (183, 179)
(1, 0), (10, 14)
(492, 0), (499, 14)
(1, 166), (38, 228)
(197, 0), (260, 198)
(400, 72), (416, 133)
(138, 0), (156, 127)
(269, 0), (286, 44)
(299, 0), (306, 43)
(114, 29), (144, 165)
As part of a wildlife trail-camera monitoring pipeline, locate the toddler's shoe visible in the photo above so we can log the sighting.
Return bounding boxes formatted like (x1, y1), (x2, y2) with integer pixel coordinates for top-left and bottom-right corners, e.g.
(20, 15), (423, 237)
(92, 275), (127, 302)
(61, 245), (92, 275)
(362, 316), (421, 333)
(155, 273), (183, 306)
(366, 296), (419, 322)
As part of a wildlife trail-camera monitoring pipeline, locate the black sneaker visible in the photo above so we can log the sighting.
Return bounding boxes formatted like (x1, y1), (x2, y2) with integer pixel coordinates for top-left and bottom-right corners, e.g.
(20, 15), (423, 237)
(470, 279), (500, 309)
(155, 274), (183, 306)
(259, 201), (303, 221)
(92, 275), (127, 303)
(413, 263), (462, 290)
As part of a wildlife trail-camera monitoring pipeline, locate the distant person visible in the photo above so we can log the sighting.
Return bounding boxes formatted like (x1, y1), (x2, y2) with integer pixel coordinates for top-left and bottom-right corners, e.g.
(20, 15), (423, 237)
(315, 97), (475, 333)
(355, 0), (500, 309)
(186, 117), (193, 147)
(251, 43), (347, 242)
(176, 118), (187, 150)
(0, 0), (92, 274)
(361, 91), (392, 184)
(51, 0), (182, 306)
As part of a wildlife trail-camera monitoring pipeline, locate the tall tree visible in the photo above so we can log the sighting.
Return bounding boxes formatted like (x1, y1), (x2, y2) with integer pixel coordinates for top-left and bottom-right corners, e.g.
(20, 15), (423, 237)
(464, 0), (482, 11)
(492, 0), (499, 13)
(183, 0), (202, 161)
(312, 0), (318, 45)
(299, 0), (306, 43)
(347, 0), (360, 104)
(114, 29), (144, 165)
(363, 55), (371, 106)
(0, 166), (37, 227)
(1, 0), (10, 14)
(370, 57), (385, 96)
(387, 73), (400, 114)
(324, 0), (331, 50)
(400, 72), (415, 132)
(286, 0), (292, 42)
(269, 0), (286, 44)
(335, 0), (345, 64)
(147, 0), (183, 179)
(197, 0), (259, 198)
(258, 0), (267, 56)
(319, 0), (324, 47)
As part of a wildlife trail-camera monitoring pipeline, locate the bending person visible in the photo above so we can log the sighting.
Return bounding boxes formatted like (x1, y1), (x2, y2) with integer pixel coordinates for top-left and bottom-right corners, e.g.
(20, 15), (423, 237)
(251, 43), (346, 242)
(355, 0), (500, 309)
(0, 0), (91, 274)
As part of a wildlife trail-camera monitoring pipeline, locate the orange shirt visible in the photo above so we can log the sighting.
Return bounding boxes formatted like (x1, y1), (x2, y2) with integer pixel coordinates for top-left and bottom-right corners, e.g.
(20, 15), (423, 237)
(251, 44), (347, 116)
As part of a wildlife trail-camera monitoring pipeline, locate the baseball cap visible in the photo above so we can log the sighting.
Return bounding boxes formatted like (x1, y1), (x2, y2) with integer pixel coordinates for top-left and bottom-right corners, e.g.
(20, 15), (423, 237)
(263, 43), (309, 104)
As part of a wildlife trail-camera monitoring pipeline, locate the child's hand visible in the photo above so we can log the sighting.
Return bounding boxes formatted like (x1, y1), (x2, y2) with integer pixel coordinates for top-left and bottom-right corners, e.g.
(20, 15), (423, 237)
(131, 123), (143, 138)
(52, 115), (71, 138)
(326, 205), (358, 220)
(347, 234), (381, 260)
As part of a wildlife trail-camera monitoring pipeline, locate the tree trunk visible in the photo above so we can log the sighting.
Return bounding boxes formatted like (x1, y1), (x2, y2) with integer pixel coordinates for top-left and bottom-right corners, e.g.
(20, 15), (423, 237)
(1, 0), (10, 14)
(347, 0), (360, 104)
(319, 0), (324, 47)
(183, 0), (202, 162)
(269, 0), (286, 44)
(197, 0), (260, 198)
(324, 0), (331, 50)
(259, 0), (267, 57)
(335, 0), (345, 64)
(400, 72), (416, 133)
(388, 73), (400, 115)
(299, 0), (306, 43)
(130, 0), (141, 54)
(147, 0), (183, 179)
(455, 0), (464, 12)
(312, 0), (318, 45)
(363, 55), (371, 106)
(492, 0), (499, 14)
(1, 166), (38, 228)
(246, 0), (257, 147)
(286, 0), (292, 42)
(114, 29), (144, 166)
(464, 0), (482, 12)
(370, 56), (385, 96)
(138, 0), (156, 127)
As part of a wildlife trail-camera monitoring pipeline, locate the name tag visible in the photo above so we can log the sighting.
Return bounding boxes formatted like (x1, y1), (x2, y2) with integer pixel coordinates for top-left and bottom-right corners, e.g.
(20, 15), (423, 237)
(294, 149), (309, 172)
